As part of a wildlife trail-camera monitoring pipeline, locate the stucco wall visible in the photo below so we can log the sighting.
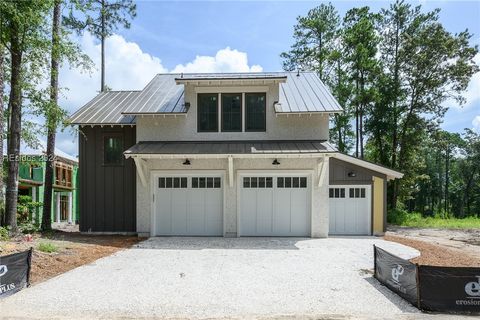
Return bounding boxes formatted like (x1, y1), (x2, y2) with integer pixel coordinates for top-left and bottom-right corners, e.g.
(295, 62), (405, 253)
(373, 176), (385, 235)
(136, 157), (329, 238)
(136, 83), (329, 142)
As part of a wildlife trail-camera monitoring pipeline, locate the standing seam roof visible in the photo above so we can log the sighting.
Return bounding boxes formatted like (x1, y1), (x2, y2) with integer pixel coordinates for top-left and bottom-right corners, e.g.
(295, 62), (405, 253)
(70, 72), (343, 125)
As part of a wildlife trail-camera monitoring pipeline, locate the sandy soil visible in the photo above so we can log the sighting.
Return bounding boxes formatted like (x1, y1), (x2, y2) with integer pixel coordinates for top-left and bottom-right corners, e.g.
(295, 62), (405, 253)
(0, 230), (142, 284)
(385, 227), (480, 267)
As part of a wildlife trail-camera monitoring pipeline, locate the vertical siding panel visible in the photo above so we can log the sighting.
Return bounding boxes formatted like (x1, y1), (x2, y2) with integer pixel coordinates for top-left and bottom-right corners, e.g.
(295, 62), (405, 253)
(79, 126), (136, 233)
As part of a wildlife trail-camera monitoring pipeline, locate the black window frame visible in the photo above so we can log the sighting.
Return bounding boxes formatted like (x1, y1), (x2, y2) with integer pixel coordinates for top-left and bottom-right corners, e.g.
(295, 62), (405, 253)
(221, 93), (242, 132)
(197, 93), (219, 132)
(103, 134), (124, 166)
(245, 92), (266, 132)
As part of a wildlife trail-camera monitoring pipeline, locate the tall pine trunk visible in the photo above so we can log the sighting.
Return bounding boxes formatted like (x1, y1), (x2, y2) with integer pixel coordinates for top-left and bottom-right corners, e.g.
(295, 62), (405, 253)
(42, 0), (61, 231)
(5, 23), (23, 232)
(100, 0), (105, 92)
(0, 45), (4, 226)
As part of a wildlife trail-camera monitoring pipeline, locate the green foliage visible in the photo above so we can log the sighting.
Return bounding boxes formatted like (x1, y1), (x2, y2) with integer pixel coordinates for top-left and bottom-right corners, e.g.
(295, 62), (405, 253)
(388, 208), (480, 229)
(282, 0), (479, 217)
(17, 195), (42, 223)
(37, 241), (58, 253)
(18, 221), (41, 234)
(0, 226), (9, 241)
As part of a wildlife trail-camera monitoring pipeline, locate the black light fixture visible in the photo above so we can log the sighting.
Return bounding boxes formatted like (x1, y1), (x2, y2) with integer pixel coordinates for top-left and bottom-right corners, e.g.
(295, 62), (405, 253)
(183, 159), (191, 165)
(347, 171), (356, 177)
(272, 159), (280, 165)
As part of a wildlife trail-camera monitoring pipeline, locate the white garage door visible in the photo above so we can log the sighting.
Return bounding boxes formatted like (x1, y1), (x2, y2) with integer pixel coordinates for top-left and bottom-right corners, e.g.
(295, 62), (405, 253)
(239, 174), (311, 236)
(329, 185), (371, 235)
(154, 174), (223, 236)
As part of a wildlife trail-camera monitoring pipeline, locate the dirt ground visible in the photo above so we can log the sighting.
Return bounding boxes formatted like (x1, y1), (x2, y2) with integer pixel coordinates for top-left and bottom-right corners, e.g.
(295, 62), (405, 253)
(385, 227), (480, 267)
(0, 229), (142, 284)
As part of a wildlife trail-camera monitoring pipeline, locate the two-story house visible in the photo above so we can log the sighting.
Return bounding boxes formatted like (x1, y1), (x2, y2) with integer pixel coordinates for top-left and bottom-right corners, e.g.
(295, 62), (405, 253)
(70, 72), (402, 237)
(15, 147), (79, 226)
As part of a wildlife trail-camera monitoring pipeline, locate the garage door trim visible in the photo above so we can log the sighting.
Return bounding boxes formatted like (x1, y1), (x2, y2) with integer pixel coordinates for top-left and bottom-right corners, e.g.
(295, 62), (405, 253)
(236, 170), (314, 237)
(150, 170), (226, 236)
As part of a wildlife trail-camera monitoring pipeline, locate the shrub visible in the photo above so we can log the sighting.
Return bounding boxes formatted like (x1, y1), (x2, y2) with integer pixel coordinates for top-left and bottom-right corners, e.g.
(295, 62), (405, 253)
(388, 208), (480, 228)
(19, 222), (41, 234)
(0, 226), (9, 241)
(37, 242), (58, 253)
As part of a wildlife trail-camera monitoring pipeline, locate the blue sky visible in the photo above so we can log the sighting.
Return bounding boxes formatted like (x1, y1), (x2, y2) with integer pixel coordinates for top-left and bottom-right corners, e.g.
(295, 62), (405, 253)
(53, 0), (480, 156)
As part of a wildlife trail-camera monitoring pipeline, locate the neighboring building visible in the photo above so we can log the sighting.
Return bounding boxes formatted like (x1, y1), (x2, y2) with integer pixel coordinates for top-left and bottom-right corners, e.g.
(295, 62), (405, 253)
(70, 72), (402, 237)
(16, 145), (79, 225)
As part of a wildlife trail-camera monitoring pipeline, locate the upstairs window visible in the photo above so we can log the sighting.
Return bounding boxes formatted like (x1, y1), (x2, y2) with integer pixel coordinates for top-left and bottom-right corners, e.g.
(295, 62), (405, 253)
(245, 93), (266, 132)
(104, 136), (123, 165)
(221, 93), (242, 132)
(197, 93), (218, 132)
(54, 162), (73, 187)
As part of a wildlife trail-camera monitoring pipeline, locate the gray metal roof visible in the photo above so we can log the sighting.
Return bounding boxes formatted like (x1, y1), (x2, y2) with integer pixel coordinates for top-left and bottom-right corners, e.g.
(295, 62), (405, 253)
(70, 91), (139, 125)
(124, 140), (336, 155)
(175, 72), (287, 81)
(122, 74), (185, 115)
(70, 72), (343, 124)
(276, 72), (342, 113)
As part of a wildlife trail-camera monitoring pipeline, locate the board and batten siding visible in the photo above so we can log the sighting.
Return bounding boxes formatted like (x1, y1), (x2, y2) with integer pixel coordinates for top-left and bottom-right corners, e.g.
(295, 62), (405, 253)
(329, 157), (387, 234)
(79, 126), (136, 233)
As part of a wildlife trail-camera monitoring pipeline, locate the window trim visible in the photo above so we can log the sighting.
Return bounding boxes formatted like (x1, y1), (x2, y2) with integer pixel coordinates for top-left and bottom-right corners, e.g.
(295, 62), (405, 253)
(197, 93), (219, 133)
(245, 92), (267, 132)
(102, 133), (124, 166)
(221, 92), (242, 132)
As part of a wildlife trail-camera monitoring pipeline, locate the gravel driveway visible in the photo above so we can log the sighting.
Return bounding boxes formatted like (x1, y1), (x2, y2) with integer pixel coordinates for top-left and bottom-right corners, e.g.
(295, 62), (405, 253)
(0, 237), (467, 319)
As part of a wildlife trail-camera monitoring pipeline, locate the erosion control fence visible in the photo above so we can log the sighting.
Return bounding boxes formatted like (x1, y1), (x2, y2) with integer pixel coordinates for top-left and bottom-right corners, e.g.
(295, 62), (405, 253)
(374, 245), (480, 314)
(0, 248), (32, 298)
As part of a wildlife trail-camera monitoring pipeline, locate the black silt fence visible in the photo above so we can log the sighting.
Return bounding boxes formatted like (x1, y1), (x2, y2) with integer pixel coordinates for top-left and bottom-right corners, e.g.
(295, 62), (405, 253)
(0, 248), (33, 298)
(374, 245), (480, 314)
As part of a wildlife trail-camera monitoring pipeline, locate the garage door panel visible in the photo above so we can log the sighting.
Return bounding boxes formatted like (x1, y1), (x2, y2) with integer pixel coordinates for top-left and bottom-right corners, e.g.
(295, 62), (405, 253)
(256, 189), (274, 234)
(240, 174), (310, 237)
(155, 175), (223, 236)
(171, 190), (188, 234)
(329, 186), (371, 235)
(290, 189), (309, 234)
(273, 189), (292, 235)
(157, 190), (172, 235)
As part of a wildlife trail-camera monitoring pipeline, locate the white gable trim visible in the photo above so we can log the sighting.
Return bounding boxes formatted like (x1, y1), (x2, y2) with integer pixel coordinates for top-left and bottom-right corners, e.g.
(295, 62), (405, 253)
(333, 153), (403, 180)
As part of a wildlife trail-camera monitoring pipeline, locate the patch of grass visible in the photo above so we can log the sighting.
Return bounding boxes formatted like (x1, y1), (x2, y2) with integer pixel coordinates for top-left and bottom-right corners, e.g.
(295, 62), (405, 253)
(37, 242), (58, 253)
(388, 209), (480, 229)
(0, 226), (9, 241)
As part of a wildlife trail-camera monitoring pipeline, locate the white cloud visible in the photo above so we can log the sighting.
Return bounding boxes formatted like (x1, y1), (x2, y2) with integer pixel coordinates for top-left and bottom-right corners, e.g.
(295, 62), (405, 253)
(59, 33), (168, 115)
(52, 34), (263, 155)
(171, 47), (263, 73)
(473, 115), (480, 132)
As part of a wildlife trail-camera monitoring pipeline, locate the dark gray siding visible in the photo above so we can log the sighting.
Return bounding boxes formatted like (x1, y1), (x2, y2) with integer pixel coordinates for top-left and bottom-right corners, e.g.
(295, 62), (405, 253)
(79, 126), (136, 232)
(329, 157), (386, 184)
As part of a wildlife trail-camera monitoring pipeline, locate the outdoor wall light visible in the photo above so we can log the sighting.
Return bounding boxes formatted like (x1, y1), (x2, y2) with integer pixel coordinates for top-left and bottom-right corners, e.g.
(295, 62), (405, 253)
(272, 159), (280, 165)
(348, 171), (356, 177)
(183, 159), (191, 165)
(184, 102), (191, 108)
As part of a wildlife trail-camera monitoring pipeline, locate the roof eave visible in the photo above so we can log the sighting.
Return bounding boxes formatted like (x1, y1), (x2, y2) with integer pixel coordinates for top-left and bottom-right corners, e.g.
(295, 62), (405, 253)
(334, 153), (403, 180)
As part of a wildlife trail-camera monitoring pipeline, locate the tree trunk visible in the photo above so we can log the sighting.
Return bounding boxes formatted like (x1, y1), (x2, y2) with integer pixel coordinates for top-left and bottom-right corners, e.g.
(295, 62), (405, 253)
(5, 24), (23, 233)
(42, 0), (61, 231)
(444, 143), (449, 215)
(100, 0), (105, 92)
(0, 44), (4, 225)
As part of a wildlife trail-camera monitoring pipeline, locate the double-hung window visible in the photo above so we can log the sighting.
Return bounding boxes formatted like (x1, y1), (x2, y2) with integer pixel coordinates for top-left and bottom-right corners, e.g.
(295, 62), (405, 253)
(197, 93), (218, 132)
(245, 93), (266, 132)
(221, 93), (242, 132)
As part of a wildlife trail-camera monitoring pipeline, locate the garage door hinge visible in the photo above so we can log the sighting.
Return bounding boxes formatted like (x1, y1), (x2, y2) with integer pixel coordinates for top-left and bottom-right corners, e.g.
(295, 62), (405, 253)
(152, 194), (155, 202)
